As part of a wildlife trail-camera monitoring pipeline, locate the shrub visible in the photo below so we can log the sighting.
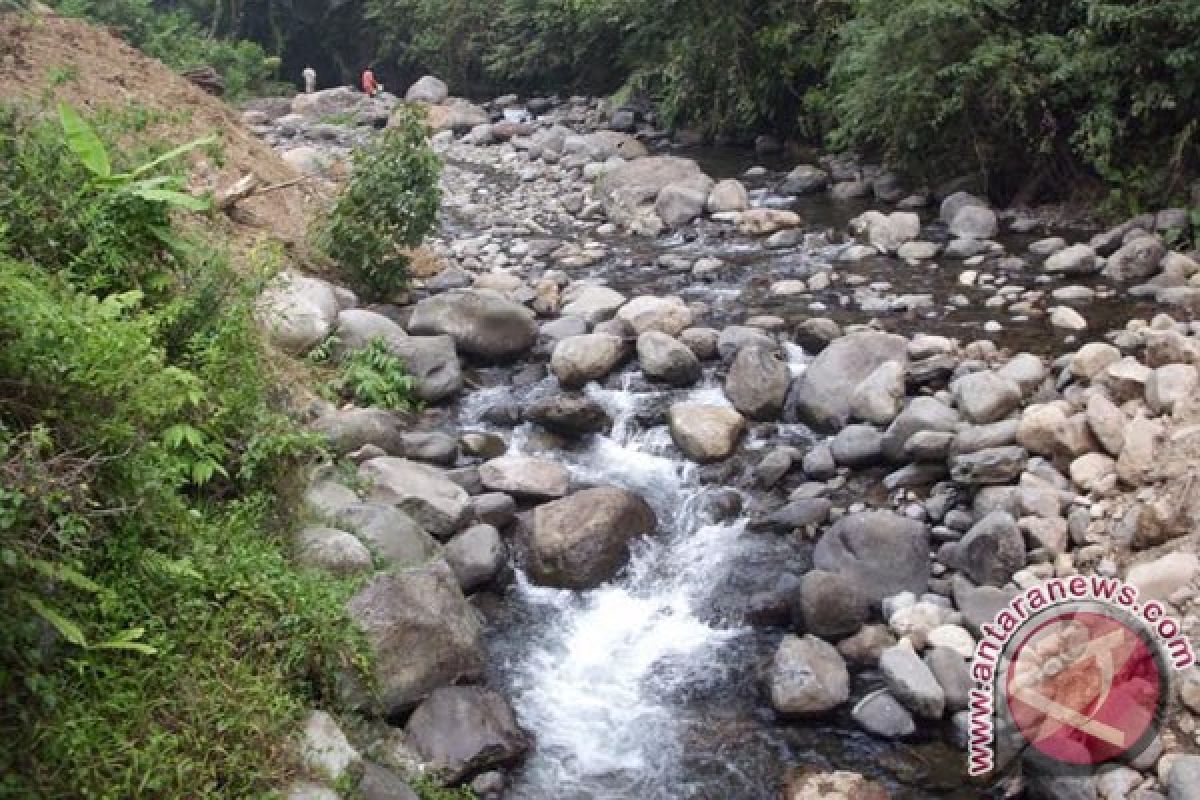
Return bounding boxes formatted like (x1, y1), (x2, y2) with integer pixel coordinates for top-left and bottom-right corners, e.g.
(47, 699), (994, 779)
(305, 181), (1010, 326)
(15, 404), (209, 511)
(331, 338), (421, 412)
(318, 105), (441, 302)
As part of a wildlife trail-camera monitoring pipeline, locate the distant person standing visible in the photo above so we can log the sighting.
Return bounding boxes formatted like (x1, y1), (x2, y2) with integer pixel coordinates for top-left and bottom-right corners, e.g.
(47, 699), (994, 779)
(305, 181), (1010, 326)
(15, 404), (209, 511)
(361, 65), (379, 98)
(302, 66), (316, 94)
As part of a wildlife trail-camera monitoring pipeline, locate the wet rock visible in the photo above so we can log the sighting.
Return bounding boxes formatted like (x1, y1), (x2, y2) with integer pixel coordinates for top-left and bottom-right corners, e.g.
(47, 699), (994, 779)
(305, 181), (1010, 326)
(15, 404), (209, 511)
(408, 290), (537, 362)
(813, 511), (931, 605)
(680, 327), (720, 360)
(958, 511), (1026, 586)
(802, 444), (837, 480)
(656, 183), (709, 228)
(667, 403), (746, 463)
(1044, 244), (1100, 275)
(525, 394), (612, 437)
(1105, 235), (1167, 283)
(796, 570), (869, 639)
(851, 210), (920, 254)
(560, 286), (627, 323)
(940, 191), (987, 226)
(838, 625), (898, 668)
(883, 397), (962, 462)
(550, 333), (628, 388)
(295, 527), (373, 576)
(1073, 343), (1122, 381)
(880, 640), (945, 719)
(737, 208), (803, 235)
(706, 179), (749, 213)
(637, 331), (702, 386)
(717, 325), (777, 360)
(1050, 306), (1088, 332)
(898, 241), (940, 261)
(850, 361), (906, 425)
(925, 647), (972, 712)
(480, 455), (569, 500)
(460, 432), (506, 460)
(360, 458), (471, 537)
(444, 524), (506, 592)
(756, 497), (833, 532)
(952, 370), (1022, 424)
(616, 295), (693, 337)
(781, 165), (829, 195)
(794, 331), (908, 431)
(950, 446), (1028, 485)
(471, 493), (516, 529)
(756, 449), (795, 488)
(769, 635), (851, 715)
(725, 345), (791, 420)
(257, 272), (339, 354)
(312, 408), (407, 456)
(853, 689), (916, 739)
(523, 487), (657, 589)
(347, 563), (483, 716)
(830, 424), (885, 468)
(404, 686), (530, 783)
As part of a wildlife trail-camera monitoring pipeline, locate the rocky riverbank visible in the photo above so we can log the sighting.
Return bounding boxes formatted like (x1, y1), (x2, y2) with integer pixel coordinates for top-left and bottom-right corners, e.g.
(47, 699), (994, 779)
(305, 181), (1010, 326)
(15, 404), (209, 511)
(249, 78), (1200, 800)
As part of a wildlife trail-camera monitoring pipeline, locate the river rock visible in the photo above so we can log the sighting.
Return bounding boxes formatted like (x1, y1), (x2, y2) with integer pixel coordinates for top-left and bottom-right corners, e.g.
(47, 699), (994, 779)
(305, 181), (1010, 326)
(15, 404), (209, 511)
(880, 640), (945, 719)
(1117, 414), (1163, 486)
(1086, 393), (1127, 456)
(769, 635), (851, 715)
(797, 570), (869, 638)
(949, 205), (999, 240)
(404, 686), (530, 783)
(950, 446), (1028, 485)
(1070, 453), (1116, 492)
(850, 361), (906, 425)
(830, 424), (885, 468)
(813, 511), (931, 605)
(656, 183), (709, 228)
(408, 290), (537, 362)
(952, 370), (1022, 424)
(406, 75), (449, 104)
(725, 345), (791, 420)
(333, 502), (443, 562)
(616, 295), (693, 336)
(525, 394), (612, 437)
(956, 511), (1026, 586)
(523, 487), (657, 589)
(1044, 244), (1100, 274)
(794, 331), (909, 431)
(560, 286), (627, 323)
(1147, 363), (1199, 415)
(780, 165), (829, 195)
(668, 403), (746, 463)
(851, 210), (920, 254)
(852, 689), (916, 739)
(480, 456), (569, 500)
(736, 208), (803, 235)
(347, 563), (483, 716)
(422, 100), (490, 133)
(257, 272), (339, 354)
(596, 156), (713, 233)
(940, 191), (987, 226)
(637, 331), (701, 386)
(443, 524), (506, 592)
(1105, 235), (1167, 282)
(295, 527), (373, 576)
(392, 334), (465, 403)
(551, 333), (628, 387)
(330, 308), (407, 359)
(883, 397), (962, 462)
(706, 179), (749, 213)
(1128, 553), (1200, 603)
(360, 458), (471, 537)
(312, 408), (407, 456)
(784, 771), (889, 800)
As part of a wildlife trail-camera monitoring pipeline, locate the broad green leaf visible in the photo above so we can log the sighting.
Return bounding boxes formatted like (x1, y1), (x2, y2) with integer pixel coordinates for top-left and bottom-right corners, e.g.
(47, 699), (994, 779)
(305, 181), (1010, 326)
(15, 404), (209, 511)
(129, 134), (218, 178)
(92, 640), (158, 655)
(129, 187), (211, 212)
(26, 558), (102, 593)
(58, 102), (111, 179)
(21, 593), (88, 647)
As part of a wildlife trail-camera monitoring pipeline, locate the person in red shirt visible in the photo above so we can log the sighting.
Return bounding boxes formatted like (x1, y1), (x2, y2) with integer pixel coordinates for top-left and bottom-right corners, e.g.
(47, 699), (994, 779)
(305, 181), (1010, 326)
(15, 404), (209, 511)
(361, 66), (379, 98)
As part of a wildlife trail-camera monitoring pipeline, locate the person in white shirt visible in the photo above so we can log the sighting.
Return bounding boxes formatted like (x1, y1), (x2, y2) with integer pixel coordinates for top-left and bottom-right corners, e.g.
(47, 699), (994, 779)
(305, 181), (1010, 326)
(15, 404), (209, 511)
(302, 66), (316, 94)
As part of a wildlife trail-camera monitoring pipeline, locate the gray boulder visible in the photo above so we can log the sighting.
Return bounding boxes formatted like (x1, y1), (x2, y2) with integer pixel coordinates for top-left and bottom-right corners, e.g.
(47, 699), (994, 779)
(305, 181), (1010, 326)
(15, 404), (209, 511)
(655, 183), (709, 228)
(479, 455), (570, 500)
(404, 686), (530, 783)
(596, 157), (714, 233)
(406, 75), (449, 104)
(667, 403), (745, 463)
(550, 333), (628, 388)
(952, 370), (1022, 424)
(443, 524), (506, 592)
(347, 564), (484, 716)
(769, 635), (850, 715)
(950, 446), (1028, 485)
(880, 641), (945, 719)
(793, 332), (908, 430)
(523, 487), (657, 589)
(830, 424), (885, 468)
(637, 331), (701, 386)
(525, 394), (612, 437)
(853, 689), (916, 738)
(257, 272), (339, 354)
(1105, 235), (1167, 283)
(949, 206), (999, 239)
(883, 397), (962, 462)
(312, 408), (407, 456)
(814, 511), (931, 605)
(796, 570), (869, 639)
(957, 511), (1026, 586)
(333, 503), (442, 563)
(725, 345), (791, 420)
(294, 527), (373, 576)
(408, 290), (538, 363)
(780, 165), (829, 195)
(359, 458), (471, 537)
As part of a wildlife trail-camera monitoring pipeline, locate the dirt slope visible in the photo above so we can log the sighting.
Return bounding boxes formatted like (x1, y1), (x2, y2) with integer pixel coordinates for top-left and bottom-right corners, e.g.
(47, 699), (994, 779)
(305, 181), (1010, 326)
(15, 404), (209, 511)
(0, 11), (325, 260)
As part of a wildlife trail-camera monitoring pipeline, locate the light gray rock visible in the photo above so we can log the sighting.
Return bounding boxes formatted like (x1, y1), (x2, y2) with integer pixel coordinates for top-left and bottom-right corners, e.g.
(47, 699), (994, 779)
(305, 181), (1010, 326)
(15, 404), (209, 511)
(301, 710), (360, 780)
(408, 290), (537, 363)
(406, 75), (449, 104)
(295, 526), (374, 576)
(312, 408), (407, 456)
(880, 641), (945, 719)
(257, 272), (339, 354)
(813, 511), (931, 605)
(637, 331), (702, 386)
(550, 333), (627, 388)
(952, 370), (1023, 424)
(725, 345), (791, 420)
(616, 295), (693, 337)
(332, 503), (443, 561)
(769, 635), (850, 715)
(883, 397), (962, 462)
(560, 286), (627, 323)
(949, 205), (998, 239)
(793, 331), (909, 431)
(668, 403), (745, 463)
(925, 647), (972, 712)
(656, 183), (709, 228)
(443, 524), (506, 592)
(706, 179), (750, 213)
(479, 456), (569, 500)
(830, 424), (885, 468)
(596, 156), (713, 233)
(852, 689), (916, 738)
(1105, 235), (1167, 283)
(850, 361), (906, 425)
(360, 458), (471, 537)
(1044, 244), (1100, 275)
(404, 687), (530, 784)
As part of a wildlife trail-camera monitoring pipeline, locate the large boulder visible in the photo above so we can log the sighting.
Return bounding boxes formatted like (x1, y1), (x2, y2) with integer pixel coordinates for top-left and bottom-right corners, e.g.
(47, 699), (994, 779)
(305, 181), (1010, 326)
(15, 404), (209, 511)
(347, 563), (484, 716)
(443, 524), (506, 593)
(1044, 244), (1100, 275)
(725, 345), (791, 420)
(563, 130), (648, 161)
(294, 527), (373, 576)
(880, 641), (945, 719)
(560, 286), (627, 323)
(883, 397), (961, 461)
(525, 394), (612, 437)
(952, 370), (1023, 424)
(637, 331), (701, 386)
(333, 503), (443, 564)
(257, 272), (339, 354)
(421, 100), (490, 133)
(655, 184), (708, 228)
(667, 403), (746, 463)
(957, 511), (1026, 586)
(550, 333), (628, 388)
(1104, 235), (1167, 283)
(408, 290), (536, 363)
(793, 332), (909, 431)
(851, 210), (920, 254)
(595, 157), (713, 233)
(814, 511), (931, 605)
(360, 458), (471, 537)
(615, 295), (693, 337)
(949, 205), (999, 240)
(311, 408), (407, 456)
(292, 86), (364, 117)
(522, 487), (657, 589)
(404, 687), (530, 784)
(405, 75), (449, 104)
(330, 308), (463, 402)
(479, 455), (570, 500)
(706, 179), (750, 213)
(780, 165), (830, 196)
(769, 635), (851, 715)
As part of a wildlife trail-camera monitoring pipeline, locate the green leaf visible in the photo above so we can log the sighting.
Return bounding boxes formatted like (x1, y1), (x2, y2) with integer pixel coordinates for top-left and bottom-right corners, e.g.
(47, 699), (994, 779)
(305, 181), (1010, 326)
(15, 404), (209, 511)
(92, 640), (158, 655)
(129, 135), (218, 178)
(21, 592), (88, 647)
(129, 187), (211, 212)
(26, 558), (102, 593)
(58, 102), (111, 179)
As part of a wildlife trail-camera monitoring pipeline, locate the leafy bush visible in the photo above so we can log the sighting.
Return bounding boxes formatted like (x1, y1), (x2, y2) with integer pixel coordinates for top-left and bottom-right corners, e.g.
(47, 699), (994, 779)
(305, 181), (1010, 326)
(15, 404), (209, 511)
(332, 338), (421, 412)
(318, 105), (441, 301)
(0, 103), (362, 796)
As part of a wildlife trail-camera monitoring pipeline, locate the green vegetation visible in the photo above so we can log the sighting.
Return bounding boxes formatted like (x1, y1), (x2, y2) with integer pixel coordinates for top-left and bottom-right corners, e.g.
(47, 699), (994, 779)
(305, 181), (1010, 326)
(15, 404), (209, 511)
(331, 338), (421, 412)
(317, 103), (441, 301)
(0, 102), (364, 797)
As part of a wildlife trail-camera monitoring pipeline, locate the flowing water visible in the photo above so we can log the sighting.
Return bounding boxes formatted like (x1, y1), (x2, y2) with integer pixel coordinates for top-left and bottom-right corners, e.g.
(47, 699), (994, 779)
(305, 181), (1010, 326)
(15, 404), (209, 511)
(435, 143), (1156, 798)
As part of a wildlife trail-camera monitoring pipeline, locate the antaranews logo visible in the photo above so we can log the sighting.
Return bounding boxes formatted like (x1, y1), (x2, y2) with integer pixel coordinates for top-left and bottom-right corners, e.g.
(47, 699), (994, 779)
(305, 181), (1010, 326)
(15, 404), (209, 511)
(967, 575), (1195, 776)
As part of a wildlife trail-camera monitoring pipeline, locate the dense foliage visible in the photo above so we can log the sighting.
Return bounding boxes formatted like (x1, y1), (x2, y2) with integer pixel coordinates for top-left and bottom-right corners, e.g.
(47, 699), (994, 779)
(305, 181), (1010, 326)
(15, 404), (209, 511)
(0, 103), (363, 797)
(326, 337), (421, 412)
(318, 104), (441, 301)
